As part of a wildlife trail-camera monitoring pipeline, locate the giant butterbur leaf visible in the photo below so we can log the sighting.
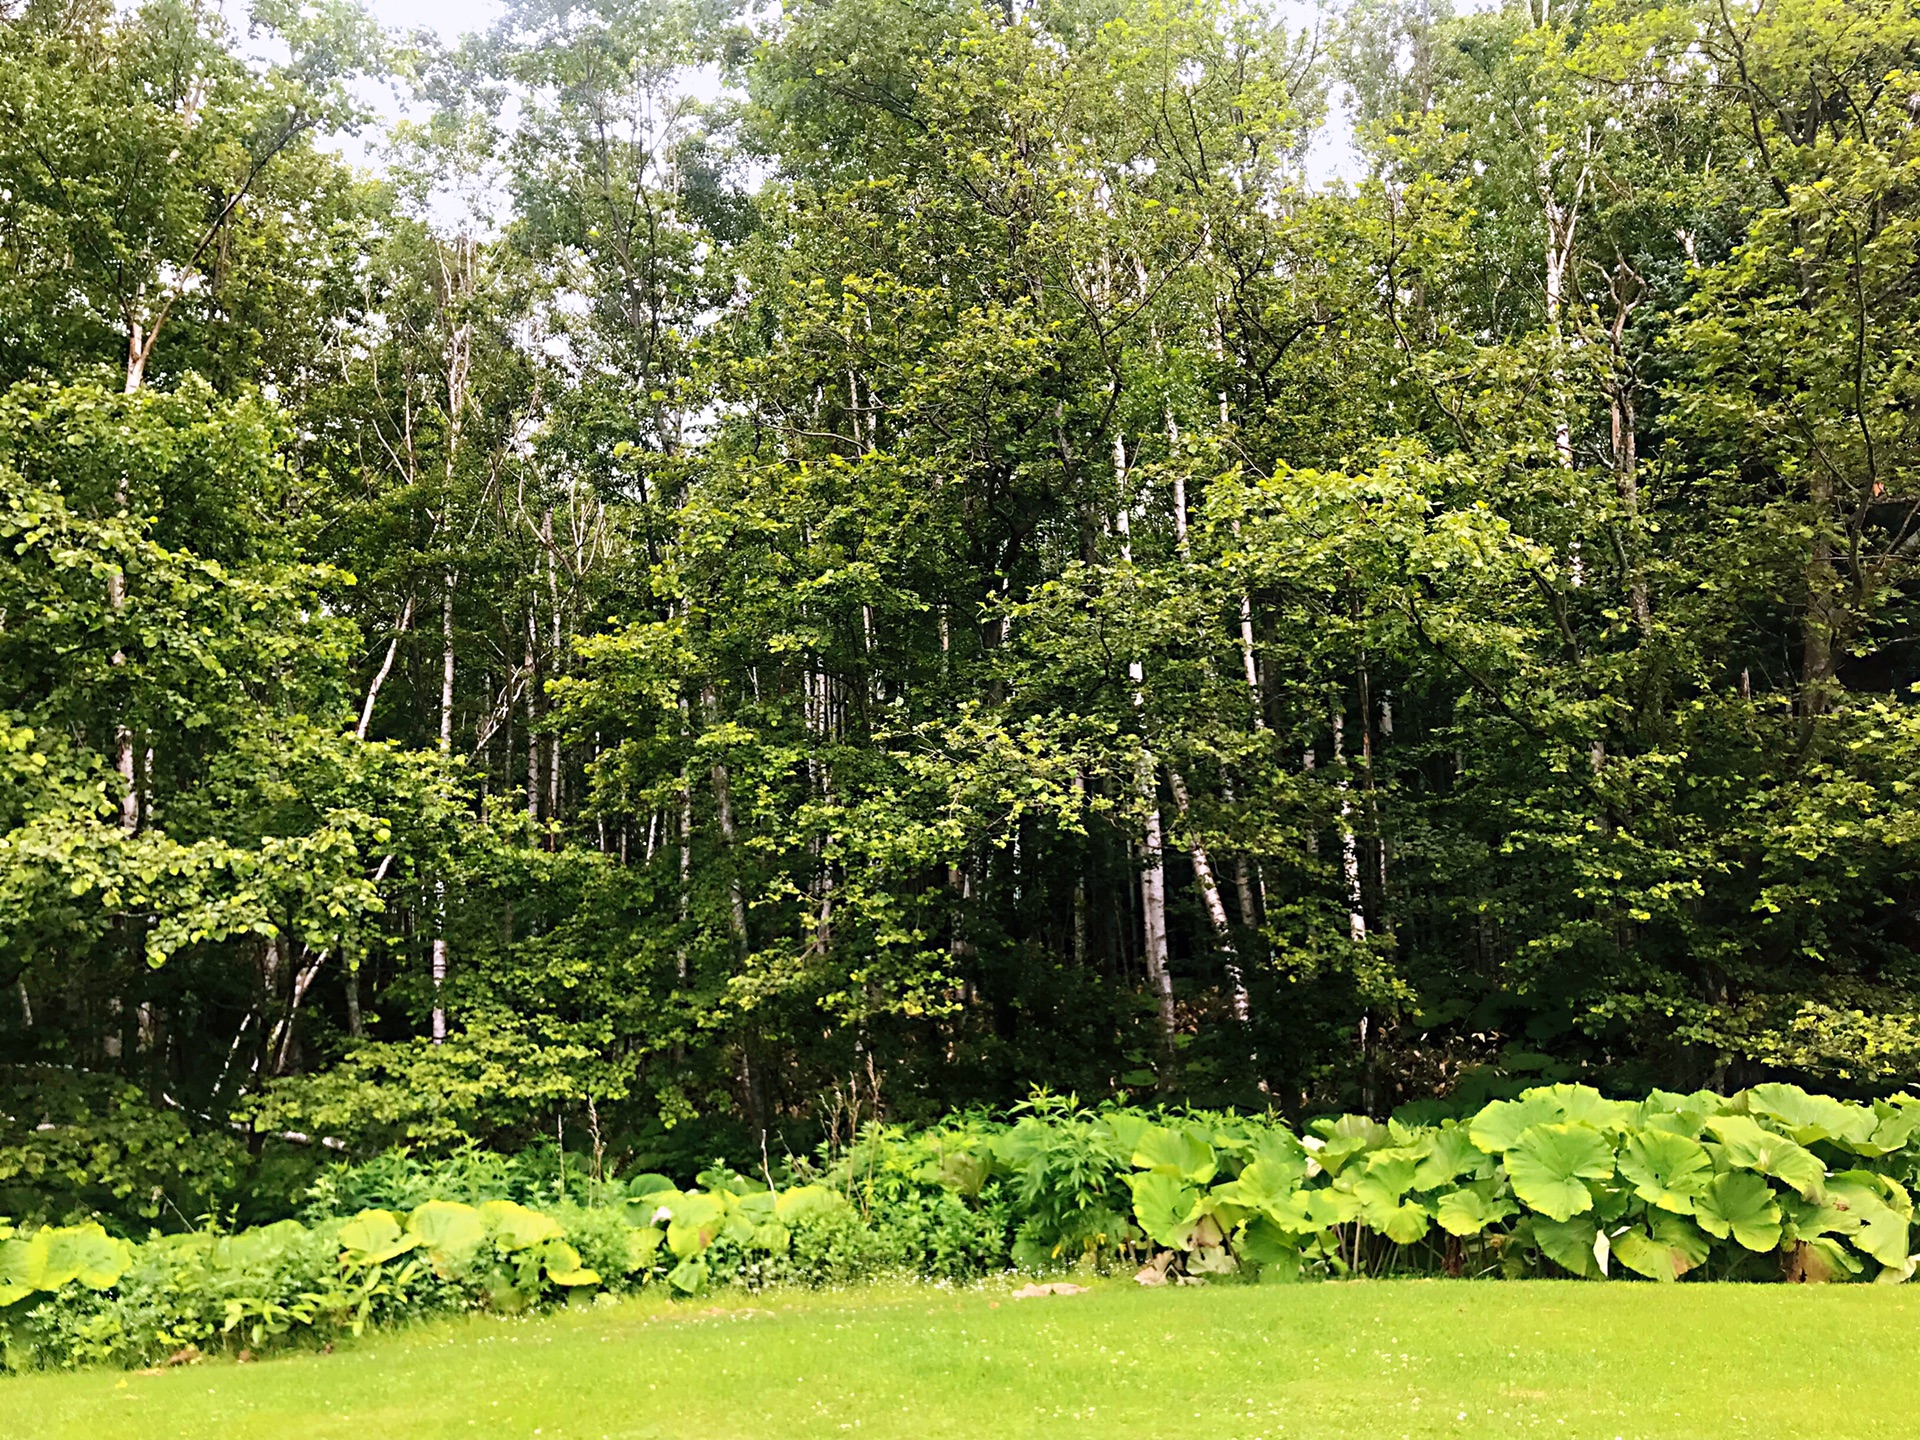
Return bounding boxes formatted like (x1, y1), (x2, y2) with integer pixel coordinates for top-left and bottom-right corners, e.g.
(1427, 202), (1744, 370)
(1610, 1226), (1681, 1281)
(1468, 1095), (1563, 1155)
(479, 1200), (563, 1252)
(1127, 1170), (1202, 1250)
(1210, 1159), (1298, 1213)
(408, 1200), (486, 1269)
(664, 1192), (727, 1259)
(1132, 1126), (1218, 1184)
(1693, 1172), (1782, 1252)
(1412, 1125), (1486, 1191)
(1503, 1123), (1614, 1222)
(1705, 1115), (1826, 1201)
(1745, 1084), (1877, 1149)
(37, 1224), (131, 1290)
(539, 1240), (600, 1287)
(1435, 1187), (1517, 1237)
(1617, 1130), (1712, 1214)
(1826, 1172), (1911, 1270)
(338, 1209), (418, 1265)
(1234, 1214), (1302, 1267)
(1531, 1215), (1601, 1278)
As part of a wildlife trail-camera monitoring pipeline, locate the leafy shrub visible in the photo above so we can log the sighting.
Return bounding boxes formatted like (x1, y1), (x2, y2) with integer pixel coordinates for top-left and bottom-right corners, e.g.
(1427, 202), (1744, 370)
(9, 1081), (1920, 1372)
(0, 1069), (246, 1230)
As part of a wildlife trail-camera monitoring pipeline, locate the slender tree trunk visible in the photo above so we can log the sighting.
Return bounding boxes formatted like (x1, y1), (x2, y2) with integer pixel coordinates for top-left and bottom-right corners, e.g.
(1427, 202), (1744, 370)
(703, 683), (750, 957)
(358, 596), (416, 741)
(1113, 431), (1175, 1048)
(1332, 699), (1366, 945)
(1169, 770), (1249, 1022)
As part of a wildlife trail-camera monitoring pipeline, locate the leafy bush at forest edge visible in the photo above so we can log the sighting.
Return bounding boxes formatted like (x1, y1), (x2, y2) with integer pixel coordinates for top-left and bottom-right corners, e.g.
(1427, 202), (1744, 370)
(5, 1082), (1917, 1371)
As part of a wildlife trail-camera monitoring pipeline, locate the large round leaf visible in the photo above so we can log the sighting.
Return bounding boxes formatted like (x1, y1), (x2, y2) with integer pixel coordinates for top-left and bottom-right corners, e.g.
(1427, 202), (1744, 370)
(1612, 1214), (1708, 1281)
(1435, 1186), (1517, 1237)
(339, 1209), (418, 1265)
(1468, 1095), (1563, 1155)
(1126, 1170), (1202, 1249)
(1531, 1215), (1602, 1278)
(1704, 1115), (1827, 1201)
(1413, 1126), (1487, 1191)
(408, 1200), (486, 1270)
(39, 1224), (131, 1290)
(1503, 1123), (1614, 1222)
(1132, 1126), (1218, 1184)
(664, 1192), (727, 1259)
(1617, 1130), (1712, 1214)
(479, 1200), (563, 1252)
(1744, 1084), (1878, 1150)
(1693, 1171), (1782, 1251)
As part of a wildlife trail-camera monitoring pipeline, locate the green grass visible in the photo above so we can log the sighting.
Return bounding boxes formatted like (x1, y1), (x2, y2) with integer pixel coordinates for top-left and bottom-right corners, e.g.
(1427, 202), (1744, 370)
(10, 1279), (1919, 1439)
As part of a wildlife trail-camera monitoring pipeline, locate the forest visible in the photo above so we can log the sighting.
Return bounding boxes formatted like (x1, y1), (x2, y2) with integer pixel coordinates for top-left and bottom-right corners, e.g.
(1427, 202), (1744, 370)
(4, 0), (1920, 1209)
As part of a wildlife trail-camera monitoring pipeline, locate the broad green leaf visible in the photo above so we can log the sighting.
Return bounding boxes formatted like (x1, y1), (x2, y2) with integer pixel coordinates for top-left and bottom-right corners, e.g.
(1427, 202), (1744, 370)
(1532, 1215), (1601, 1278)
(624, 1226), (662, 1272)
(1242, 1129), (1311, 1188)
(338, 1209), (417, 1265)
(1211, 1159), (1299, 1212)
(1693, 1172), (1782, 1252)
(774, 1185), (844, 1223)
(1827, 1172), (1911, 1269)
(1132, 1126), (1218, 1184)
(478, 1201), (563, 1252)
(407, 1200), (485, 1266)
(1649, 1212), (1711, 1272)
(1611, 1216), (1708, 1281)
(664, 1192), (727, 1259)
(1309, 1115), (1389, 1175)
(1434, 1187), (1517, 1237)
(665, 1257), (709, 1294)
(1234, 1214), (1301, 1267)
(1503, 1123), (1613, 1222)
(1704, 1115), (1826, 1200)
(1745, 1084), (1877, 1149)
(1126, 1170), (1202, 1250)
(1610, 1226), (1681, 1281)
(36, 1224), (131, 1290)
(1528, 1084), (1634, 1132)
(540, 1240), (599, 1287)
(1469, 1095), (1563, 1154)
(1413, 1125), (1486, 1190)
(1617, 1130), (1712, 1214)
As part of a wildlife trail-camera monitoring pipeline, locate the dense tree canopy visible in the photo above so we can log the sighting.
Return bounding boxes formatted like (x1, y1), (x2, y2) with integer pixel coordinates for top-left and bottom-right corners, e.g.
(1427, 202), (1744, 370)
(6, 0), (1920, 1193)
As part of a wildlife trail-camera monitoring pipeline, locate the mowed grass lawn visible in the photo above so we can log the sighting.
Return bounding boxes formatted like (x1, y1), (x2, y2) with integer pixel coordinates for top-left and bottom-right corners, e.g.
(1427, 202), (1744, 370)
(10, 1279), (1918, 1440)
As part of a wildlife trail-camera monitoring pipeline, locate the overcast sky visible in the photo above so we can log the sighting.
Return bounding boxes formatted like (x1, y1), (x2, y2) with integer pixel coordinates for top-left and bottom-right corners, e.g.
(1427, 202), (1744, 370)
(344, 0), (1362, 186)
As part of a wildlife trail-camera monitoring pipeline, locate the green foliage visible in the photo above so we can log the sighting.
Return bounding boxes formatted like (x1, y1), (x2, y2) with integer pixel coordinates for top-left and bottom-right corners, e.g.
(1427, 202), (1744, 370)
(9, 1081), (1920, 1371)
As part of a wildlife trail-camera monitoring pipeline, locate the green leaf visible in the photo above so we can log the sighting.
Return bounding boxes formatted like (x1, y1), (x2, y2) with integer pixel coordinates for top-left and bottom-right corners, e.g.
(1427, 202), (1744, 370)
(1468, 1094), (1563, 1154)
(1503, 1123), (1614, 1222)
(1234, 1214), (1302, 1267)
(1693, 1172), (1782, 1252)
(1126, 1170), (1202, 1250)
(540, 1240), (599, 1287)
(338, 1209), (418, 1265)
(1617, 1130), (1712, 1214)
(1744, 1085), (1877, 1149)
(664, 1192), (727, 1259)
(1435, 1186), (1517, 1237)
(1412, 1125), (1486, 1190)
(478, 1200), (563, 1252)
(1532, 1215), (1601, 1278)
(665, 1256), (709, 1294)
(34, 1224), (132, 1290)
(1131, 1126), (1218, 1184)
(1704, 1115), (1826, 1200)
(407, 1200), (485, 1268)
